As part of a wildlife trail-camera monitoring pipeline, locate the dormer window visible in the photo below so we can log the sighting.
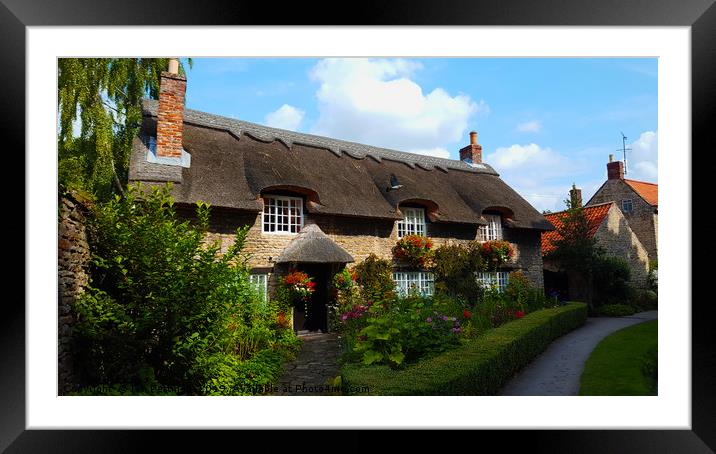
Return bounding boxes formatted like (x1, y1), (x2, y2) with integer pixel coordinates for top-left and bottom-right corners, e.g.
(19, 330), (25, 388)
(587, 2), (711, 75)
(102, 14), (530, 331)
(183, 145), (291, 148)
(397, 207), (426, 238)
(262, 195), (303, 234)
(478, 214), (502, 241)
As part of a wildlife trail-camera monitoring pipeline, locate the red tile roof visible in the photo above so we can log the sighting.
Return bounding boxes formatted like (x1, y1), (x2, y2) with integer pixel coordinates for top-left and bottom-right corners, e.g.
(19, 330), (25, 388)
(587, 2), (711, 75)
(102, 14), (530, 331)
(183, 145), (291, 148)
(541, 202), (613, 255)
(624, 179), (658, 206)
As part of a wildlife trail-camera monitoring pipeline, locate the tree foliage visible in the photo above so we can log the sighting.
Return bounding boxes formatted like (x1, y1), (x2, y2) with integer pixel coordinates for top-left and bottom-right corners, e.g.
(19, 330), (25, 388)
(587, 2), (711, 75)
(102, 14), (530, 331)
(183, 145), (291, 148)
(74, 184), (298, 395)
(545, 198), (602, 275)
(58, 58), (191, 200)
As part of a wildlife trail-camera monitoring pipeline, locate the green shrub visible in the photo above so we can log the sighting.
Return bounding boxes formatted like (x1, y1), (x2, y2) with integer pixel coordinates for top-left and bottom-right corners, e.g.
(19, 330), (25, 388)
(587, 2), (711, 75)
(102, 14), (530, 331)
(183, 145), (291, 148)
(347, 294), (464, 368)
(633, 290), (658, 311)
(431, 243), (483, 302)
(74, 183), (298, 395)
(594, 304), (636, 317)
(341, 303), (587, 395)
(353, 254), (396, 302)
(504, 271), (531, 312)
(593, 256), (635, 306)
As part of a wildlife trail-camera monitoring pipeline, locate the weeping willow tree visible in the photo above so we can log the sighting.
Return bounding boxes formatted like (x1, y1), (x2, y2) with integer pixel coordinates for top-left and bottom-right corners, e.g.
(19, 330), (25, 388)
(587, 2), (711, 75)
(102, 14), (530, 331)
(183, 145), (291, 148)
(58, 58), (191, 200)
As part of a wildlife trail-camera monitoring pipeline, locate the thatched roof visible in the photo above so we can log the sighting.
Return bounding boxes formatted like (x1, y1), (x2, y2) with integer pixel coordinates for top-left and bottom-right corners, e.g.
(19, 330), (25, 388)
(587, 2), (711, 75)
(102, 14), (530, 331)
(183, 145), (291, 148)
(276, 224), (354, 264)
(129, 100), (553, 230)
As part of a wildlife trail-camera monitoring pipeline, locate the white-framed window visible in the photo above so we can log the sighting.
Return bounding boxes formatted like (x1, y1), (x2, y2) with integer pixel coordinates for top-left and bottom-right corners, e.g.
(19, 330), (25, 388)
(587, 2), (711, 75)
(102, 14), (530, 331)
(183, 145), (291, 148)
(476, 271), (510, 292)
(478, 214), (503, 241)
(249, 273), (269, 303)
(621, 199), (633, 214)
(397, 207), (426, 238)
(393, 271), (435, 297)
(262, 195), (303, 234)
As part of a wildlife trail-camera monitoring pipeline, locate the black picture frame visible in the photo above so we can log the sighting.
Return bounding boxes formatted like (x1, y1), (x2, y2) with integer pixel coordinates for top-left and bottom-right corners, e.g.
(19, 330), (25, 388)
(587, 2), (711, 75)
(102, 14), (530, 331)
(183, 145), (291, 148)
(4, 0), (713, 451)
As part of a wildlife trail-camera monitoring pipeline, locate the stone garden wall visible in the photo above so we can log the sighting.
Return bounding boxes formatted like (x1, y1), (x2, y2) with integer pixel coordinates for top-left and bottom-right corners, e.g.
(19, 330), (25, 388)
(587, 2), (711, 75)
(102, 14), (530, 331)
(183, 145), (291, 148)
(58, 194), (91, 395)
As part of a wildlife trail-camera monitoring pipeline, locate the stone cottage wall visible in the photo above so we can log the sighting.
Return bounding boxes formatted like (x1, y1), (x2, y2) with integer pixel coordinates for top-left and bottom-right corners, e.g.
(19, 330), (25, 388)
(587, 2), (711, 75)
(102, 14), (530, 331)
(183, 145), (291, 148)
(594, 206), (650, 289)
(503, 228), (545, 289)
(178, 205), (546, 291)
(587, 180), (658, 261)
(58, 195), (91, 395)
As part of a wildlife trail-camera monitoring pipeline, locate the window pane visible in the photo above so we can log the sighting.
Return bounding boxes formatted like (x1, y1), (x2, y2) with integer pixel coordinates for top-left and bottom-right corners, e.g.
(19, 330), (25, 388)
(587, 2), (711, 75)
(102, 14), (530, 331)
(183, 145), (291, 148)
(397, 207), (427, 239)
(263, 196), (303, 233)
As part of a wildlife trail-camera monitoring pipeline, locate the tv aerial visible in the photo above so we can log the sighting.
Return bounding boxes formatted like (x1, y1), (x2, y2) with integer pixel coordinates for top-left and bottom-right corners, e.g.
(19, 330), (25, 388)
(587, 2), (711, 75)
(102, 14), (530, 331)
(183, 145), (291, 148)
(618, 132), (632, 175)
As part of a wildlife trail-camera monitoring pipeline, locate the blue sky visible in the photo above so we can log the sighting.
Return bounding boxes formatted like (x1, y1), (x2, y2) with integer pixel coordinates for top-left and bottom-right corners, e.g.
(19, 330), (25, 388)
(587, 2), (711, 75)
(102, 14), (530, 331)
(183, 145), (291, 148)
(182, 57), (657, 212)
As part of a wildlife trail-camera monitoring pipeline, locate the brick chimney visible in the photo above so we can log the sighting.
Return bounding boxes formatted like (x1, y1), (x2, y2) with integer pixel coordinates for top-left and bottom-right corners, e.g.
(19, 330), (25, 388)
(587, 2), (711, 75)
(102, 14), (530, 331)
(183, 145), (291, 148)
(459, 131), (482, 165)
(569, 183), (582, 208)
(156, 58), (186, 158)
(607, 153), (625, 180)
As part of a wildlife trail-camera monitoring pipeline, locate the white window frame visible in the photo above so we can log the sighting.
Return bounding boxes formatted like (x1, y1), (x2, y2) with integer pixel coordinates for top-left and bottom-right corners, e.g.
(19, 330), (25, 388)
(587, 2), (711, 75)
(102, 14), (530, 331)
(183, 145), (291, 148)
(621, 199), (633, 214)
(262, 195), (304, 234)
(478, 213), (503, 241)
(393, 271), (435, 297)
(476, 271), (510, 292)
(249, 273), (269, 303)
(397, 207), (427, 239)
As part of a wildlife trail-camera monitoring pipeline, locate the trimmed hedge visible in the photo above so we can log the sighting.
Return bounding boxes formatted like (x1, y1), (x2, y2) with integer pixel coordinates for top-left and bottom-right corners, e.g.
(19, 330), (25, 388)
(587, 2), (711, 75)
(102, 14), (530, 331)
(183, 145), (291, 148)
(341, 302), (587, 395)
(594, 303), (636, 317)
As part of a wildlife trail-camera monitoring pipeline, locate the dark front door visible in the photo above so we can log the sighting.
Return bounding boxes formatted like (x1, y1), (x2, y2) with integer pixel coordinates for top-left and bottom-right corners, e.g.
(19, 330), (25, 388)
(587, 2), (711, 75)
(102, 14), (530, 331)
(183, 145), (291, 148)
(293, 264), (330, 333)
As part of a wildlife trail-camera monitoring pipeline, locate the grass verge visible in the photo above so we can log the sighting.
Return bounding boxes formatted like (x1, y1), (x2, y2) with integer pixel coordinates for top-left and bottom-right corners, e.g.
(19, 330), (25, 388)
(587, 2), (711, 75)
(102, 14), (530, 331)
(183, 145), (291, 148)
(579, 319), (657, 395)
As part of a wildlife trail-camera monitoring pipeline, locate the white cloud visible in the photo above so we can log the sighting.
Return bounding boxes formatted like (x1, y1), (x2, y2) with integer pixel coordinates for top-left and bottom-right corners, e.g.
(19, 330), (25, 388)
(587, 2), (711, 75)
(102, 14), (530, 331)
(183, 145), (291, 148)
(264, 104), (305, 131)
(484, 143), (586, 213)
(486, 143), (575, 177)
(516, 120), (541, 133)
(308, 58), (487, 157)
(626, 130), (657, 181)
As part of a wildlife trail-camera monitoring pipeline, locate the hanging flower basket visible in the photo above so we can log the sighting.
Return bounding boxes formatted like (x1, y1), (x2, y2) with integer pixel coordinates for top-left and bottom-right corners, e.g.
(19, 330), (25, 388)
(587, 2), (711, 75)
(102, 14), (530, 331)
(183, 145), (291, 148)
(281, 270), (316, 319)
(392, 234), (434, 269)
(480, 240), (514, 270)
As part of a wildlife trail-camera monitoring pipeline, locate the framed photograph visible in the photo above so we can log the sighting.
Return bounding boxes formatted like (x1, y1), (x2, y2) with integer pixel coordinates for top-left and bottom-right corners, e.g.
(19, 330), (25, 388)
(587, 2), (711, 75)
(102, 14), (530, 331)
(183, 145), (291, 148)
(6, 0), (713, 450)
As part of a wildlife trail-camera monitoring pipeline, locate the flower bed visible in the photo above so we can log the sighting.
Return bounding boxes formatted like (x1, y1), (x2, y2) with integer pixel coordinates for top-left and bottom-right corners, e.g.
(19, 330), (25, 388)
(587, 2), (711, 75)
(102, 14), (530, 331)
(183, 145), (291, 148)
(341, 302), (588, 395)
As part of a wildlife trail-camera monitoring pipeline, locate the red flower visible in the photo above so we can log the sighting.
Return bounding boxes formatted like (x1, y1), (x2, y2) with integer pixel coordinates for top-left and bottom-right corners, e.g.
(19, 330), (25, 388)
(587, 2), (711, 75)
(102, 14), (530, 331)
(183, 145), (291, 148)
(515, 310), (525, 319)
(463, 310), (472, 319)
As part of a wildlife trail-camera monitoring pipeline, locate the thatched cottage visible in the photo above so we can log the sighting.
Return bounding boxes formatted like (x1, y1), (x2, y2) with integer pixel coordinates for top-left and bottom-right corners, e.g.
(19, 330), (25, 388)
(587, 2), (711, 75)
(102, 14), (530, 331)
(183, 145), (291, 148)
(129, 61), (554, 332)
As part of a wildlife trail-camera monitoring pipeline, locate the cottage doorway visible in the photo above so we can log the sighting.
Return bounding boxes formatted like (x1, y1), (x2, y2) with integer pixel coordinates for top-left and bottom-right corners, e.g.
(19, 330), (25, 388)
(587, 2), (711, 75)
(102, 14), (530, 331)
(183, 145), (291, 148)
(293, 263), (332, 333)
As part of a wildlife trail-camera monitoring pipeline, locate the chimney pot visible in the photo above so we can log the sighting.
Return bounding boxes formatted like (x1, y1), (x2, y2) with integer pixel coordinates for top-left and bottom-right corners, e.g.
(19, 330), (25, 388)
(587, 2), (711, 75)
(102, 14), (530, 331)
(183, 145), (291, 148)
(609, 154), (614, 163)
(168, 58), (180, 75)
(460, 130), (482, 165)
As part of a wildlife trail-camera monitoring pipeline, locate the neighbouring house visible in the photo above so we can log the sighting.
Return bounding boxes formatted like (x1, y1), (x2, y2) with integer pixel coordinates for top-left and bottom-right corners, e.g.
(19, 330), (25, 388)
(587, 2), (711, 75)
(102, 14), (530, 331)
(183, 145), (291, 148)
(585, 155), (658, 262)
(128, 60), (554, 333)
(541, 184), (650, 300)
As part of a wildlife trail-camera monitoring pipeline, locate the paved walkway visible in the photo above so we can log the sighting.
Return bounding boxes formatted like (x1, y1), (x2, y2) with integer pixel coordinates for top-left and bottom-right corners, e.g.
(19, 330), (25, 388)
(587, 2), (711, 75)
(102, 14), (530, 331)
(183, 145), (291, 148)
(273, 332), (342, 395)
(501, 311), (658, 396)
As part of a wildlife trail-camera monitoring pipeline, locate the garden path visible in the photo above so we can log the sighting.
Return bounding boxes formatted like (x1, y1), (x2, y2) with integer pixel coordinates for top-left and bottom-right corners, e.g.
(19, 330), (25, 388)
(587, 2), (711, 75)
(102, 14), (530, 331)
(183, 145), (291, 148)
(273, 332), (342, 395)
(501, 310), (658, 396)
